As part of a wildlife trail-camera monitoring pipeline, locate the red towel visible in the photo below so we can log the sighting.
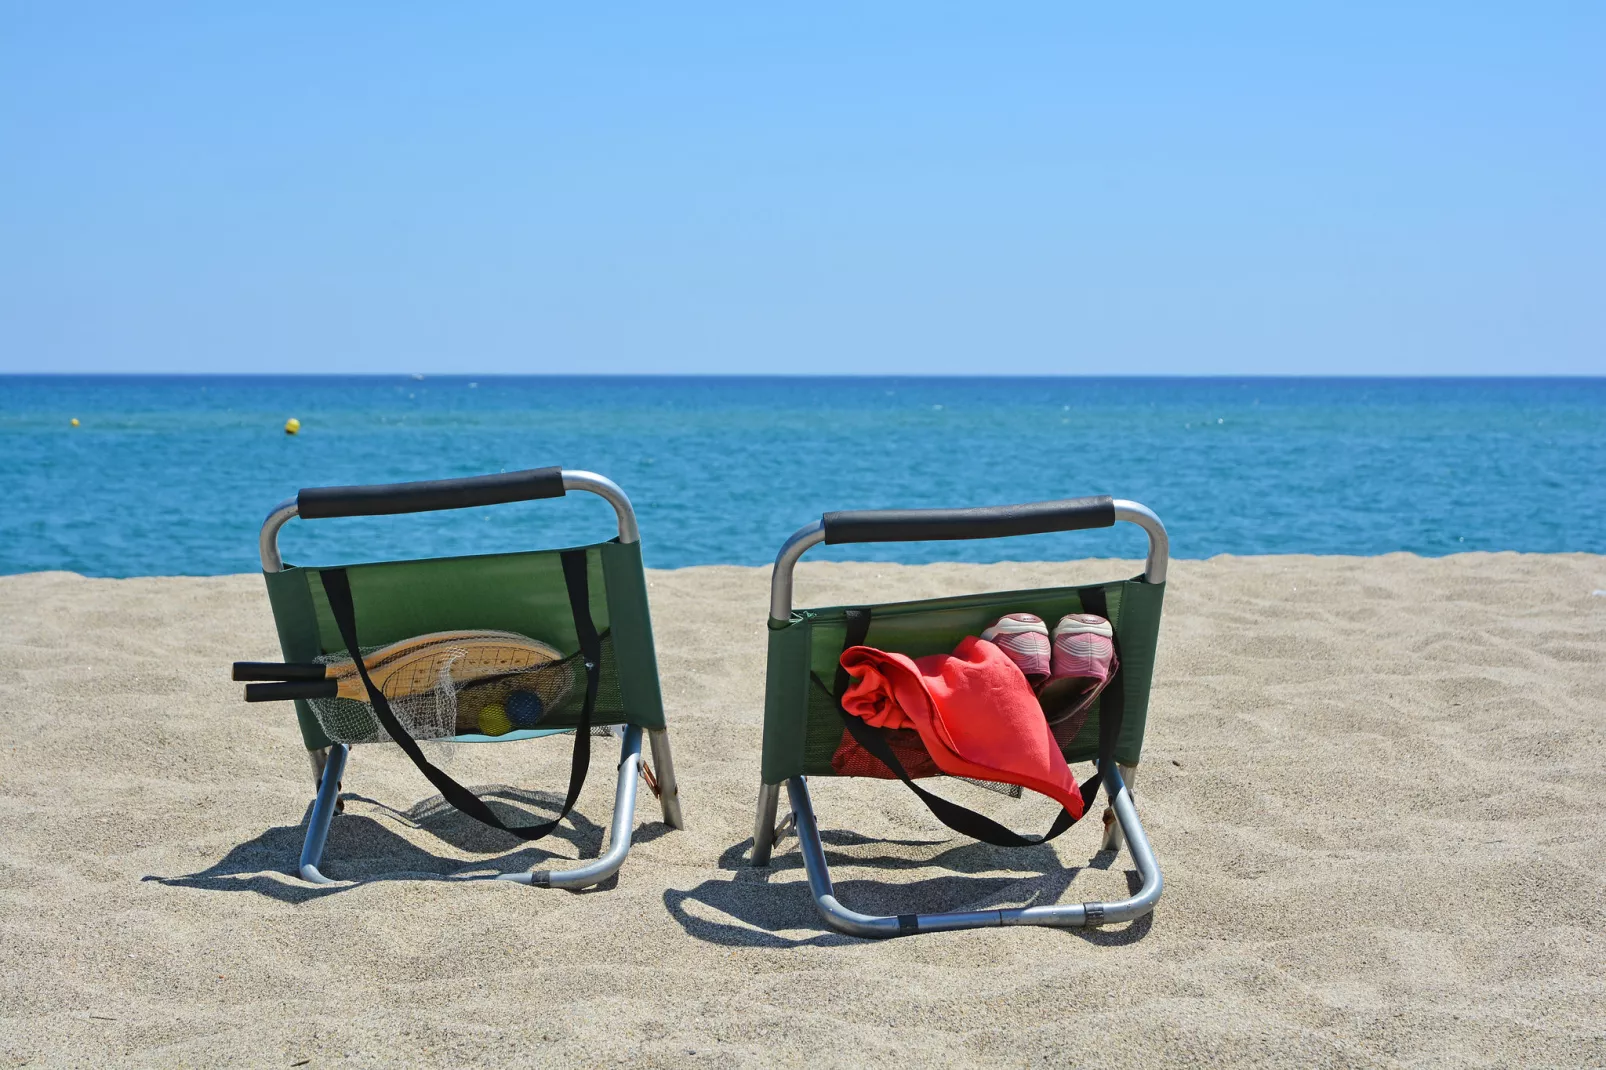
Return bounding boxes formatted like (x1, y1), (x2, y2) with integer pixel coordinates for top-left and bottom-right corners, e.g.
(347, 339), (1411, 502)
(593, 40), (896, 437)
(839, 637), (1086, 820)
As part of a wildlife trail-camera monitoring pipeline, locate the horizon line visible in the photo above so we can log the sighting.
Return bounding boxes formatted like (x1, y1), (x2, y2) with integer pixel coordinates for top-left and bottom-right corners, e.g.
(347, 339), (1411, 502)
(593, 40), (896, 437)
(6, 371), (1604, 381)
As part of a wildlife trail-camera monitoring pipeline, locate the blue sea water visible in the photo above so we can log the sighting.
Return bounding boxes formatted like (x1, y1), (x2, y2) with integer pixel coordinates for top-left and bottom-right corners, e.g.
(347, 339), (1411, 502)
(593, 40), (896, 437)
(1, 375), (1602, 577)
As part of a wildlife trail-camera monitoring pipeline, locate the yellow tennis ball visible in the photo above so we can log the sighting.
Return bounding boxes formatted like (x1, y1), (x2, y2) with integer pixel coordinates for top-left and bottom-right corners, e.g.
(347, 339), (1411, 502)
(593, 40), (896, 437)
(284, 417), (301, 435)
(477, 702), (511, 736)
(70, 418), (80, 427)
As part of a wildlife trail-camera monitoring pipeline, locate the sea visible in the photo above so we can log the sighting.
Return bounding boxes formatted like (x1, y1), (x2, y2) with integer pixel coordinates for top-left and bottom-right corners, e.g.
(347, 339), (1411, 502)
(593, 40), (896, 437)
(2, 375), (1602, 577)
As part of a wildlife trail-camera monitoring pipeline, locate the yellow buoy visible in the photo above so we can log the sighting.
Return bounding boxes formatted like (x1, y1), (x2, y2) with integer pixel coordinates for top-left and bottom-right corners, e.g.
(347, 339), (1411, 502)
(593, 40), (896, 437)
(70, 418), (80, 427)
(284, 418), (301, 435)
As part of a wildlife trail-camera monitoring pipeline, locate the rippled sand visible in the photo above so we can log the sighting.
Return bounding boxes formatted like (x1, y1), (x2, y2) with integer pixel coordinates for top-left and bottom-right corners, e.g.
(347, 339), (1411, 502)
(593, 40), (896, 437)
(2, 554), (1603, 1068)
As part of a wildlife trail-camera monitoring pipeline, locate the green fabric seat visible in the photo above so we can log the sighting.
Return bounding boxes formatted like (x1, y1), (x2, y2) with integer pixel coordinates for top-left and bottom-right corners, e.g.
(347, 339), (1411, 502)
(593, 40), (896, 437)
(264, 540), (666, 753)
(761, 577), (1165, 784)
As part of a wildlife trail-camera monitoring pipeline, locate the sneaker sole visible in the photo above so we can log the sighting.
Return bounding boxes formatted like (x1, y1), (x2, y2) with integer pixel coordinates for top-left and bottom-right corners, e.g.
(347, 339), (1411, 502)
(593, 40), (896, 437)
(1052, 616), (1113, 640)
(980, 618), (1049, 643)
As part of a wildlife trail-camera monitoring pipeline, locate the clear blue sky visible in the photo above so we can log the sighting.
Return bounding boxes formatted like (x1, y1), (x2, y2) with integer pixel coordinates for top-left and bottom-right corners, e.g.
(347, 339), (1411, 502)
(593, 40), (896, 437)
(2, 3), (1601, 375)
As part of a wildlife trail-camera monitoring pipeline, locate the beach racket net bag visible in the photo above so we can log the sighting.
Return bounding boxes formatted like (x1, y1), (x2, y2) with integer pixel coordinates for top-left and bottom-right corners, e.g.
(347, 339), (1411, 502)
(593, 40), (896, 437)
(751, 495), (1168, 938)
(245, 467), (683, 888)
(264, 632), (603, 747)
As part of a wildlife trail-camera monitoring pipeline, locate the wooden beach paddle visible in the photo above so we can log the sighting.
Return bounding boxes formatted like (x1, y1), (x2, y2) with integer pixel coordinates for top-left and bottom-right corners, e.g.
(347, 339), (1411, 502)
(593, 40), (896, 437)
(234, 630), (566, 702)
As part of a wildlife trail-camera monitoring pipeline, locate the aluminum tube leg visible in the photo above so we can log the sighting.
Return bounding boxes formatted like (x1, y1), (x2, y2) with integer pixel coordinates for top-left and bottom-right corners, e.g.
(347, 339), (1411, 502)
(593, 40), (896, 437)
(299, 743), (348, 885)
(790, 777), (1008, 937)
(786, 767), (1162, 937)
(647, 728), (685, 830)
(498, 726), (642, 889)
(1101, 764), (1138, 852)
(1005, 765), (1163, 927)
(787, 778), (903, 938)
(1097, 775), (1164, 923)
(751, 781), (781, 866)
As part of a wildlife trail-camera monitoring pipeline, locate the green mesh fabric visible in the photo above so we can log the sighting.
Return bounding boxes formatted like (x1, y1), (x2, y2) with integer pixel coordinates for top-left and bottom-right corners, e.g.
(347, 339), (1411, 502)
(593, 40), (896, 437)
(263, 539), (665, 751)
(761, 577), (1165, 783)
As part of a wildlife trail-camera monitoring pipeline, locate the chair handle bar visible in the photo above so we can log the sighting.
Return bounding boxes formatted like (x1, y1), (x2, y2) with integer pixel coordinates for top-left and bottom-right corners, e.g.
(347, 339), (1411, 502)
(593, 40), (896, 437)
(822, 496), (1114, 545)
(258, 469), (639, 571)
(769, 497), (1167, 621)
(296, 467), (566, 519)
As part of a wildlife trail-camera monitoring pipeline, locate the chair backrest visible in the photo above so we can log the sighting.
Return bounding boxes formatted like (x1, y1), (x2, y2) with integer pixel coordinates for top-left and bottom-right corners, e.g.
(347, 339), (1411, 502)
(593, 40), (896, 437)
(759, 495), (1169, 784)
(255, 469), (663, 751)
(762, 576), (1164, 783)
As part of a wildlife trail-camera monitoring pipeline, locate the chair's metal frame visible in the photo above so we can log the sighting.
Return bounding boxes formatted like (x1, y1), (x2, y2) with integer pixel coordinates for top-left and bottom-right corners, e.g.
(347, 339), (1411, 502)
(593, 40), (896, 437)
(750, 500), (1168, 937)
(261, 469), (684, 887)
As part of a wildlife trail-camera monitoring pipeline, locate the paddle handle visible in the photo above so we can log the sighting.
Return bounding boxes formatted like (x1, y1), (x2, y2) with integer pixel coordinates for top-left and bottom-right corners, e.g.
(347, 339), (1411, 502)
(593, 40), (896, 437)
(244, 680), (339, 702)
(233, 661), (329, 682)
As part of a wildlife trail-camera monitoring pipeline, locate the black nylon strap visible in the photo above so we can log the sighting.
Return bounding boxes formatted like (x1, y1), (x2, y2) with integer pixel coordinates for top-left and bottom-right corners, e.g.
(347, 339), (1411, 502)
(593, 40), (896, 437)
(831, 608), (873, 701)
(1079, 587), (1125, 786)
(317, 551), (599, 841)
(833, 608), (1091, 848)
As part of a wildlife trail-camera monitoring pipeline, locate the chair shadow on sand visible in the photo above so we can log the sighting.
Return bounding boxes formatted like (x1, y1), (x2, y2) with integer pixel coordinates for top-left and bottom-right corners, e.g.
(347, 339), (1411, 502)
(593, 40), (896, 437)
(145, 787), (675, 903)
(663, 829), (1152, 949)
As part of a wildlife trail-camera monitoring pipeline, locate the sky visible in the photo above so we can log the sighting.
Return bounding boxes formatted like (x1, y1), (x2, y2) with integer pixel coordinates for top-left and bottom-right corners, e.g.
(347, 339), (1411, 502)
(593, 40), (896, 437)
(1, 3), (1602, 376)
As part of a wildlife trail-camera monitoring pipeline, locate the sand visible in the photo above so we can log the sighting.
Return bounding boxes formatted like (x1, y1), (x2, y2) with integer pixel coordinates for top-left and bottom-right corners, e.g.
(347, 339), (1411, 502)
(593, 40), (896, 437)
(1, 554), (1603, 1068)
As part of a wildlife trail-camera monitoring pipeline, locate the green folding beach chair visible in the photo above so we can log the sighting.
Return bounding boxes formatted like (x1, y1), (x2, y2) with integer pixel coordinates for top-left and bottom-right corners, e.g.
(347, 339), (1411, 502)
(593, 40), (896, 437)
(751, 496), (1167, 937)
(244, 467), (683, 887)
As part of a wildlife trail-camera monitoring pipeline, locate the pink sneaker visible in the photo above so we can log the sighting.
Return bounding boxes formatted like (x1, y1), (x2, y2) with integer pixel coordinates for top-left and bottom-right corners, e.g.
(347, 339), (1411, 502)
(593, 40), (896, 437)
(1039, 613), (1118, 725)
(979, 613), (1051, 688)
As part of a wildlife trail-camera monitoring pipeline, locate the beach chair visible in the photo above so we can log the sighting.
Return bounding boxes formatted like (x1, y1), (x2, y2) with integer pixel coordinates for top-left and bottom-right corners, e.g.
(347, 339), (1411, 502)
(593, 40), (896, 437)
(751, 496), (1167, 937)
(249, 467), (683, 887)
